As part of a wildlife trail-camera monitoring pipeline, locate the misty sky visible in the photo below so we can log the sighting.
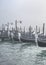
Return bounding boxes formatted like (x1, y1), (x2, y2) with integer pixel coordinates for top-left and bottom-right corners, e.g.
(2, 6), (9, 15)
(0, 0), (46, 30)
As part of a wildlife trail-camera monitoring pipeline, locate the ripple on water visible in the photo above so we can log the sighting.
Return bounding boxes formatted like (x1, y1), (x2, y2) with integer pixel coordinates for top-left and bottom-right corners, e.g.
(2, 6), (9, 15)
(0, 42), (46, 65)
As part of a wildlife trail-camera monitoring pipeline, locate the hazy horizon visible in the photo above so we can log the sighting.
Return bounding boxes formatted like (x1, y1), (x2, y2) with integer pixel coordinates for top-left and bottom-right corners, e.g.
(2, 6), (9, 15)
(0, 0), (46, 31)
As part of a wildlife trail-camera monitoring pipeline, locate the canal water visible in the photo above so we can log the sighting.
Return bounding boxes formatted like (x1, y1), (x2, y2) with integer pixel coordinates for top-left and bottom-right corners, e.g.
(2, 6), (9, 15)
(0, 42), (46, 65)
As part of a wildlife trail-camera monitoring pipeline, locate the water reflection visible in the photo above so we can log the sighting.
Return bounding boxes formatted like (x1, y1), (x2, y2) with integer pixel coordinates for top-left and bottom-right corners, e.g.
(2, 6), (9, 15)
(35, 50), (46, 65)
(0, 42), (46, 65)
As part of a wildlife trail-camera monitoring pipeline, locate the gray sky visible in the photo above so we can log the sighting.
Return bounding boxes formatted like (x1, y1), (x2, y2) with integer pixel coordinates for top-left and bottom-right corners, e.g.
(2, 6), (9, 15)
(0, 0), (46, 30)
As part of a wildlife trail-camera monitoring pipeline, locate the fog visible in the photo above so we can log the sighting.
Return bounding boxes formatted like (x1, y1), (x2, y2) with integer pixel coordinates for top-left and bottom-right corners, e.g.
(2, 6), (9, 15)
(0, 0), (46, 32)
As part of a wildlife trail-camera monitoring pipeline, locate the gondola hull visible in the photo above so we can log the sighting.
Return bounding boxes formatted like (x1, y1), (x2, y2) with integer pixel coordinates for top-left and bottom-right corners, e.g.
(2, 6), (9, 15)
(38, 40), (46, 47)
(21, 37), (35, 43)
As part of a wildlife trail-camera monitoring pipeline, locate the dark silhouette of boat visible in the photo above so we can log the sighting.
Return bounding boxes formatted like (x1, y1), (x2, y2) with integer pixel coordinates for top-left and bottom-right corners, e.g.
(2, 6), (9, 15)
(21, 33), (35, 42)
(38, 23), (46, 47)
(38, 34), (46, 47)
(20, 26), (35, 43)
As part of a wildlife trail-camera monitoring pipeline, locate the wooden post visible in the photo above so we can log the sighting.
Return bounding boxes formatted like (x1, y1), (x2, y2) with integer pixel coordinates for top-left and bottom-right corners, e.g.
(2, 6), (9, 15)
(43, 23), (45, 35)
(15, 20), (17, 31)
(36, 25), (37, 34)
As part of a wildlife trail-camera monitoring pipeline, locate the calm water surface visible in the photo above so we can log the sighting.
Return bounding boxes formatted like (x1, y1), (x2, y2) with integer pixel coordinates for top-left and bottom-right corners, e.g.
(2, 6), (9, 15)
(0, 42), (46, 65)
